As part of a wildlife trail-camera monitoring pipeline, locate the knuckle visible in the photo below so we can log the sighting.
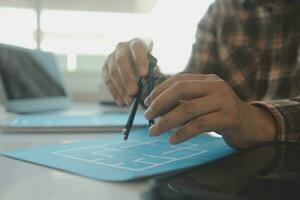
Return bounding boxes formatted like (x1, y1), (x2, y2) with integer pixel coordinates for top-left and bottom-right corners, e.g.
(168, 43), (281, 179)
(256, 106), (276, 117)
(168, 75), (179, 83)
(173, 74), (185, 80)
(130, 38), (146, 50)
(116, 41), (127, 49)
(181, 101), (197, 115)
(215, 80), (227, 89)
(208, 81), (227, 93)
(207, 74), (219, 79)
(172, 80), (188, 98)
(130, 37), (143, 43)
(173, 81), (185, 93)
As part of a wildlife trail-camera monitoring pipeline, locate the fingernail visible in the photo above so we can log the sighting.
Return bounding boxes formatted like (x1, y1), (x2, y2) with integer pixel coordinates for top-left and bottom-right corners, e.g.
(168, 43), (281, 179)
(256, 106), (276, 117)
(169, 136), (178, 144)
(125, 96), (132, 105)
(128, 83), (137, 95)
(149, 125), (159, 136)
(139, 65), (147, 77)
(144, 108), (153, 119)
(116, 99), (123, 107)
(144, 96), (151, 107)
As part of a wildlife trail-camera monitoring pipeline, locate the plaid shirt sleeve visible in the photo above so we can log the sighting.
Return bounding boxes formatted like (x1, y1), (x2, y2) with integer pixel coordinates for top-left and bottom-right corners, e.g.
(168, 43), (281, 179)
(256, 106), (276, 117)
(183, 0), (300, 143)
(252, 97), (300, 143)
(184, 3), (219, 75)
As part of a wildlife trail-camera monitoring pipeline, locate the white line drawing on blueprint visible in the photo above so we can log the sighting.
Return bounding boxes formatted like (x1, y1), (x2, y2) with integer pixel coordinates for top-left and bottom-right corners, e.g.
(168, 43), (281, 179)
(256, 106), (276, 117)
(52, 140), (214, 172)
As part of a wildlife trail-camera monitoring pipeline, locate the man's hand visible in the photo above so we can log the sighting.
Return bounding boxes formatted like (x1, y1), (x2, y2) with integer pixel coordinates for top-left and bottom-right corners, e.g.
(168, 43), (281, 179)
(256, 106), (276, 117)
(102, 38), (150, 106)
(144, 74), (277, 149)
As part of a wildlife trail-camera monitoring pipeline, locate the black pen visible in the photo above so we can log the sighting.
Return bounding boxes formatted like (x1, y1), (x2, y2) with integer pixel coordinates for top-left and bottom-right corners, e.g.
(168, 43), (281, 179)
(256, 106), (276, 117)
(122, 78), (144, 141)
(122, 54), (157, 141)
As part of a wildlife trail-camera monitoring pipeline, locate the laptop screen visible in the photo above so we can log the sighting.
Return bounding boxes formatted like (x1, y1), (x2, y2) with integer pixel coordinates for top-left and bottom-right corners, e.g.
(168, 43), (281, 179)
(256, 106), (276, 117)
(0, 45), (67, 100)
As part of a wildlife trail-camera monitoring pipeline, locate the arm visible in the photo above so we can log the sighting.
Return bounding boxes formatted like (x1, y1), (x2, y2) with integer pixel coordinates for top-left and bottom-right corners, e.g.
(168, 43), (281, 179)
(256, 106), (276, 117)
(186, 2), (300, 144)
(143, 2), (279, 149)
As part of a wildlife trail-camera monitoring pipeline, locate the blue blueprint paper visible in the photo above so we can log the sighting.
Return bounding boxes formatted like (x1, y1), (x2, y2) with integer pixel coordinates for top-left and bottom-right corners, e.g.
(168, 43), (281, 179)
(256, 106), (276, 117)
(2, 128), (235, 182)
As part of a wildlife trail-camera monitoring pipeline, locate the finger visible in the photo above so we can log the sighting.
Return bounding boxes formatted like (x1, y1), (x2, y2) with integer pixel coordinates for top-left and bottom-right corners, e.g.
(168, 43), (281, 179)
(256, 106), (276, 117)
(129, 38), (148, 77)
(103, 55), (125, 106)
(149, 96), (221, 136)
(144, 80), (211, 120)
(169, 111), (226, 144)
(105, 78), (125, 107)
(153, 66), (161, 79)
(144, 74), (209, 107)
(143, 38), (153, 52)
(102, 53), (112, 78)
(109, 57), (131, 105)
(114, 43), (138, 96)
(113, 70), (133, 106)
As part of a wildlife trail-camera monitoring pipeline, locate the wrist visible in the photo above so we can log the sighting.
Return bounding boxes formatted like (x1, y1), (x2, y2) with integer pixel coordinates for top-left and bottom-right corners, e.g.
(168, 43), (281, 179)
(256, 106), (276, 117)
(247, 105), (277, 143)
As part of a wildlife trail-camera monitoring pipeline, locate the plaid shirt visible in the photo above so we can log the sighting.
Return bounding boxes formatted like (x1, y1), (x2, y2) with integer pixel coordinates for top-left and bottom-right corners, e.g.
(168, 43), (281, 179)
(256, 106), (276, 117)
(184, 0), (300, 143)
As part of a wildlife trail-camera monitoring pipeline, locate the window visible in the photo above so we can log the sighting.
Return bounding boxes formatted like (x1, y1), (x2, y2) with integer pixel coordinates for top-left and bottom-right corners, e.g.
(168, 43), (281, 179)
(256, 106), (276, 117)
(41, 0), (214, 74)
(0, 7), (36, 48)
(0, 0), (213, 101)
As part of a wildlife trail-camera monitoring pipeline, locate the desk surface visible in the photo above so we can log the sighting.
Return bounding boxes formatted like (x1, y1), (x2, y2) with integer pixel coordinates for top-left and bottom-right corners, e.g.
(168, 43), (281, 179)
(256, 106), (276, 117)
(0, 131), (148, 200)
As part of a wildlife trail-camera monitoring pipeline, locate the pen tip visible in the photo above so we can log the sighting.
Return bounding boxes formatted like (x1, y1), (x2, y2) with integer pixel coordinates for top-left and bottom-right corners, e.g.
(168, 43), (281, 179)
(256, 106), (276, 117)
(122, 128), (129, 141)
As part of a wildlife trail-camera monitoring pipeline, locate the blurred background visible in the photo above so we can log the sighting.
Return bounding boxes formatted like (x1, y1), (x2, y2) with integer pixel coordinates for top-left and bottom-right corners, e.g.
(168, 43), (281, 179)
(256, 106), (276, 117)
(0, 0), (213, 102)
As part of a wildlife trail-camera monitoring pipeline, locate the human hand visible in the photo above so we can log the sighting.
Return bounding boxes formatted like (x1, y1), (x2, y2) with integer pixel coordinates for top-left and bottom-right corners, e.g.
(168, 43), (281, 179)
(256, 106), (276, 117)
(144, 74), (276, 149)
(103, 38), (158, 106)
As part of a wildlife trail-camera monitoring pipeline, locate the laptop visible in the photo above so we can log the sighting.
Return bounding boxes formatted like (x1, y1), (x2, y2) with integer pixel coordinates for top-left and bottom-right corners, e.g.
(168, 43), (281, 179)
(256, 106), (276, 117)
(0, 44), (147, 132)
(0, 43), (71, 113)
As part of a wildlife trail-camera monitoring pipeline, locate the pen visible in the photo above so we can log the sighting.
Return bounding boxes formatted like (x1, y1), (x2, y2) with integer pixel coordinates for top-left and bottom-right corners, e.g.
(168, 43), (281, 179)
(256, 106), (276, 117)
(122, 78), (144, 141)
(122, 53), (157, 141)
